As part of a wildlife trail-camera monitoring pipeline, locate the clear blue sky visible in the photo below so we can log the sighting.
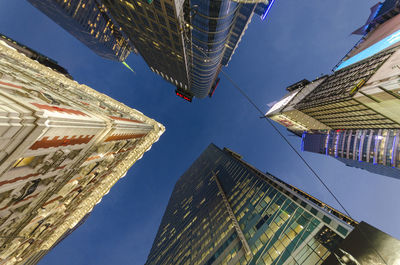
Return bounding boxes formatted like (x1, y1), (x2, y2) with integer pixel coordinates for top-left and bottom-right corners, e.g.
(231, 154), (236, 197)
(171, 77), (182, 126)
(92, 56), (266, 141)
(1, 0), (399, 264)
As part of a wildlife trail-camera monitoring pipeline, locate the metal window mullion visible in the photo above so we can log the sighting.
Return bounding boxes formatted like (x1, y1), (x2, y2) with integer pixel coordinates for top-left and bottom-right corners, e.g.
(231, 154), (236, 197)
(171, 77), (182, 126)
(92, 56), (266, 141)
(352, 130), (360, 160)
(382, 131), (391, 166)
(233, 173), (258, 212)
(213, 171), (252, 256)
(392, 130), (400, 167)
(365, 130), (373, 162)
(253, 185), (274, 213)
(278, 216), (315, 265)
(310, 106), (369, 118)
(250, 198), (292, 264)
(267, 207), (303, 265)
(259, 191), (279, 220)
(345, 130), (352, 159)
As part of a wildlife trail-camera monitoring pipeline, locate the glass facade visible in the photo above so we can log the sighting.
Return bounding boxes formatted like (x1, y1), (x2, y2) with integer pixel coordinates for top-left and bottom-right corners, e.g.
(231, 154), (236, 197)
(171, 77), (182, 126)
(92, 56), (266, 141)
(28, 0), (131, 61)
(102, 0), (190, 90)
(302, 129), (400, 180)
(102, 0), (270, 99)
(146, 144), (355, 265)
(186, 0), (271, 98)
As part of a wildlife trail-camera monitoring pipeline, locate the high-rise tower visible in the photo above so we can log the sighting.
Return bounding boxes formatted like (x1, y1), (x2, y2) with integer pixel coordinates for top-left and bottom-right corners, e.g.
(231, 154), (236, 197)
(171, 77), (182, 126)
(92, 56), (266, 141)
(28, 0), (273, 100)
(266, 0), (400, 179)
(267, 44), (400, 132)
(301, 129), (400, 180)
(146, 144), (366, 265)
(27, 0), (132, 61)
(100, 0), (272, 100)
(0, 38), (164, 264)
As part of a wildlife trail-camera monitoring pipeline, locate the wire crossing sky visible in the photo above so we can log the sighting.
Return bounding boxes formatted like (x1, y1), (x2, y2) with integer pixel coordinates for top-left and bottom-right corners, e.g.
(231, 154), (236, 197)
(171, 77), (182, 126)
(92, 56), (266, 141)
(0, 0), (399, 264)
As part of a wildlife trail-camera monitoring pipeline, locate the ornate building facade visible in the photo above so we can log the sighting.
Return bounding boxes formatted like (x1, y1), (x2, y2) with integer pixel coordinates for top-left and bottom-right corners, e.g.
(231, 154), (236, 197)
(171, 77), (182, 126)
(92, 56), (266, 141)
(0, 39), (164, 264)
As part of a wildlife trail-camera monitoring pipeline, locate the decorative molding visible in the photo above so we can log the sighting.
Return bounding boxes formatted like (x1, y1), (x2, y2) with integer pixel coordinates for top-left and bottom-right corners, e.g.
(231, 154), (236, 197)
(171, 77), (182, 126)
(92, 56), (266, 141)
(0, 41), (165, 264)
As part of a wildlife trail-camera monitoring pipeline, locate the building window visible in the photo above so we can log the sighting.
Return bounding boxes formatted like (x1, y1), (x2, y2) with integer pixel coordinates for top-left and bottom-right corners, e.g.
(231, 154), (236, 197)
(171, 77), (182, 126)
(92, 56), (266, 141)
(322, 215), (331, 225)
(336, 225), (348, 236)
(153, 0), (161, 10)
(161, 27), (169, 37)
(169, 20), (177, 32)
(310, 207), (318, 216)
(147, 10), (155, 20)
(157, 14), (166, 26)
(152, 22), (159, 32)
(164, 3), (175, 18)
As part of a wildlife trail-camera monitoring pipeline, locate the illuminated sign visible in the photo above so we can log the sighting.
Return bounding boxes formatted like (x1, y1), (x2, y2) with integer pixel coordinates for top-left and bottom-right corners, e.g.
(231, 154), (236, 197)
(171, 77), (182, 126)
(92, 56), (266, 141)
(175, 89), (193, 102)
(271, 114), (307, 132)
(261, 0), (276, 21)
(336, 29), (400, 70)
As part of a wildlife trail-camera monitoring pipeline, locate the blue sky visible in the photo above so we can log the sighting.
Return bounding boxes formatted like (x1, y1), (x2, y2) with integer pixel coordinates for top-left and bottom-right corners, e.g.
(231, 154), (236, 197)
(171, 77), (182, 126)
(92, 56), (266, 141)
(1, 0), (400, 264)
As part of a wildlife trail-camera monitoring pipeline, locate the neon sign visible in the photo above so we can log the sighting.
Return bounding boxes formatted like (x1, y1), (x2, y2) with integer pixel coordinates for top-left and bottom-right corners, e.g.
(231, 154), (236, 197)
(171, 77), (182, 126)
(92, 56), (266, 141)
(175, 87), (193, 102)
(261, 0), (276, 21)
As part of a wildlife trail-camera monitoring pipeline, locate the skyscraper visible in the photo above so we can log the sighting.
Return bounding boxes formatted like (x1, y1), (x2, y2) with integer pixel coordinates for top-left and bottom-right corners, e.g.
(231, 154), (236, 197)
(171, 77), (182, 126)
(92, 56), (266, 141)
(266, 0), (400, 178)
(301, 129), (400, 180)
(265, 77), (330, 134)
(293, 45), (400, 130)
(0, 38), (164, 264)
(267, 44), (400, 131)
(101, 0), (272, 100)
(146, 144), (360, 265)
(28, 0), (273, 100)
(27, 0), (132, 61)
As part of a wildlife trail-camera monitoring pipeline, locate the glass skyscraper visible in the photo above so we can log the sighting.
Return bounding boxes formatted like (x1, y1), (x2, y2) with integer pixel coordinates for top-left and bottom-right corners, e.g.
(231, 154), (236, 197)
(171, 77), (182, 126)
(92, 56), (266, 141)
(28, 0), (272, 100)
(302, 129), (400, 180)
(146, 144), (357, 265)
(101, 0), (271, 100)
(28, 0), (131, 61)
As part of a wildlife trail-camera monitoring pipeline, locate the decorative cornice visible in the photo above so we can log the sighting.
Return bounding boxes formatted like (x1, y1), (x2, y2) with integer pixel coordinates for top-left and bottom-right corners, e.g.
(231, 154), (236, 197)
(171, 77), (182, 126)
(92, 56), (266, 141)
(39, 129), (161, 250)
